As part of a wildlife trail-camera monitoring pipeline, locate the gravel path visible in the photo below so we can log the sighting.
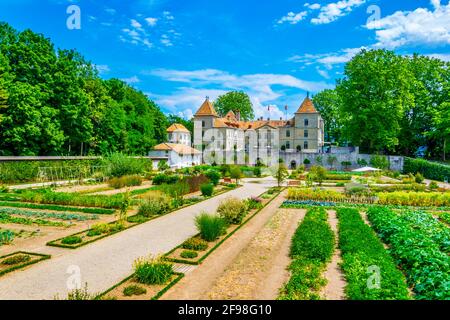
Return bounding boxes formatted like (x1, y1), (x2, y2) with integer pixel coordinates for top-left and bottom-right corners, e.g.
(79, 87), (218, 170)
(0, 182), (270, 300)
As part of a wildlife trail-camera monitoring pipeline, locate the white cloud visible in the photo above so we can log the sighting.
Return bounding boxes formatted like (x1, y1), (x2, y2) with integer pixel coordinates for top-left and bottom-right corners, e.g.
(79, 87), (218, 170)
(161, 38), (173, 47)
(95, 64), (110, 74)
(288, 47), (367, 68)
(147, 68), (332, 119)
(277, 11), (308, 25)
(163, 11), (175, 20)
(121, 76), (140, 84)
(131, 19), (143, 29)
(105, 8), (116, 15)
(425, 53), (450, 61)
(316, 68), (331, 79)
(311, 0), (367, 24)
(145, 17), (158, 26)
(366, 1), (450, 49)
(305, 3), (321, 10)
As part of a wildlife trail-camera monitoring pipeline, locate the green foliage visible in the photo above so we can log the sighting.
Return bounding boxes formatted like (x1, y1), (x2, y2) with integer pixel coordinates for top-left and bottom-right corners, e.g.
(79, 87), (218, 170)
(0, 23), (168, 157)
(214, 91), (254, 121)
(1, 254), (31, 265)
(303, 159), (311, 165)
(279, 207), (334, 300)
(253, 166), (262, 177)
(108, 175), (142, 189)
(370, 155), (389, 170)
(181, 237), (208, 251)
(0, 212), (67, 227)
(429, 181), (439, 190)
(205, 169), (221, 186)
(414, 172), (424, 184)
(357, 158), (368, 167)
(367, 207), (450, 300)
(180, 250), (198, 259)
(138, 191), (171, 216)
(123, 285), (147, 297)
(133, 256), (173, 285)
(200, 183), (214, 197)
(0, 229), (14, 245)
(229, 166), (242, 184)
(313, 89), (344, 145)
(195, 212), (227, 242)
(336, 208), (410, 300)
(0, 201), (114, 215)
(152, 173), (179, 185)
(61, 236), (82, 245)
(245, 197), (263, 210)
(66, 283), (97, 300)
(157, 160), (169, 172)
(308, 166), (328, 186)
(404, 158), (450, 182)
(272, 163), (289, 187)
(217, 197), (248, 225)
(104, 153), (147, 177)
(0, 207), (97, 221)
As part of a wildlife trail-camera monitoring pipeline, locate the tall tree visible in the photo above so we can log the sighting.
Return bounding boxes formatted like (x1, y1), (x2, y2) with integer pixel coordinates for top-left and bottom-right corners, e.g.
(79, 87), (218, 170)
(336, 49), (414, 153)
(215, 91), (254, 120)
(313, 89), (344, 144)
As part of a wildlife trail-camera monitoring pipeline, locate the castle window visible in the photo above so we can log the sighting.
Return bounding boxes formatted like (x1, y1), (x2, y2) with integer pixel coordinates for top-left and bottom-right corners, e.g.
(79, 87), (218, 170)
(286, 130), (291, 138)
(304, 141), (308, 149)
(202, 121), (206, 127)
(304, 130), (309, 138)
(286, 141), (290, 149)
(304, 119), (309, 127)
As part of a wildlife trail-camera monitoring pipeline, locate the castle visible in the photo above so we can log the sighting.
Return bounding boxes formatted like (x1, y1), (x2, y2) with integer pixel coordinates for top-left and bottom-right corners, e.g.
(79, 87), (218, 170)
(193, 94), (325, 167)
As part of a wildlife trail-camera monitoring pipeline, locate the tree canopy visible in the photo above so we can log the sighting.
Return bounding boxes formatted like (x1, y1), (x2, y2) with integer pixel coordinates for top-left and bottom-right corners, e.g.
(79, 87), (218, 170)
(314, 49), (450, 160)
(0, 22), (169, 156)
(214, 91), (255, 121)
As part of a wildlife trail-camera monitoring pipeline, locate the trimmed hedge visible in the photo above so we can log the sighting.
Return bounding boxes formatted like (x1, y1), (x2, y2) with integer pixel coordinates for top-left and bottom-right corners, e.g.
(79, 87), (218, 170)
(337, 208), (409, 300)
(404, 158), (450, 182)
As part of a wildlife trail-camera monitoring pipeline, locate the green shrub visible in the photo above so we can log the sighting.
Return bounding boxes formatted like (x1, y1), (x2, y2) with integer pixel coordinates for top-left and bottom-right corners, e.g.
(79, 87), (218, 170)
(181, 237), (208, 251)
(429, 181), (439, 190)
(217, 197), (248, 225)
(180, 250), (198, 259)
(200, 183), (214, 197)
(370, 155), (389, 170)
(152, 174), (179, 185)
(133, 256), (173, 285)
(123, 285), (147, 297)
(253, 167), (262, 177)
(205, 169), (221, 185)
(229, 166), (242, 183)
(245, 197), (263, 210)
(1, 254), (31, 265)
(104, 153), (146, 177)
(195, 212), (227, 242)
(138, 191), (171, 216)
(404, 158), (450, 182)
(109, 175), (143, 189)
(61, 236), (82, 245)
(415, 172), (425, 184)
(127, 215), (149, 224)
(0, 230), (14, 245)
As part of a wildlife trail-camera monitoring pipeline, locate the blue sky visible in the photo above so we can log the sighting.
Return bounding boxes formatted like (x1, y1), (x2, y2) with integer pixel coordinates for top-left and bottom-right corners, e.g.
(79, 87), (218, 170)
(0, 0), (449, 120)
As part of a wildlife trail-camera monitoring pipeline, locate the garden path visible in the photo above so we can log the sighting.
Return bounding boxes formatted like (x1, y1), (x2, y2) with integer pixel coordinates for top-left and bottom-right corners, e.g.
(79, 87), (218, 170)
(0, 181), (272, 300)
(161, 191), (290, 300)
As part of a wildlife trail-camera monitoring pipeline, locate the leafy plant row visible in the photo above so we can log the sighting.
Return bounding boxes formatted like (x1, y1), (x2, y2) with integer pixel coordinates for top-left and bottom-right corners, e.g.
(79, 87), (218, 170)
(367, 207), (450, 300)
(0, 201), (114, 215)
(278, 207), (335, 300)
(0, 212), (68, 227)
(336, 208), (410, 300)
(0, 207), (98, 222)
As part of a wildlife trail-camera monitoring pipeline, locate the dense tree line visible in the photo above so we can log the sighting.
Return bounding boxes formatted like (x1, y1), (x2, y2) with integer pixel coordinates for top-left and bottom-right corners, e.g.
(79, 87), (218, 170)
(0, 22), (170, 156)
(314, 49), (450, 160)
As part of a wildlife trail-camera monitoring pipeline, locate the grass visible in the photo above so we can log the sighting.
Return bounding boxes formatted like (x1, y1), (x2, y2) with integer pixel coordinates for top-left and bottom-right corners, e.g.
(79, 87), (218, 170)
(278, 207), (335, 300)
(195, 212), (227, 242)
(133, 256), (173, 285)
(336, 207), (410, 300)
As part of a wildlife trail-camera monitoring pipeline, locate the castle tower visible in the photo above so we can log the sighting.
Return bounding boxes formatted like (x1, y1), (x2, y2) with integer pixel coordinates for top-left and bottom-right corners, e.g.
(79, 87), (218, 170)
(167, 123), (191, 146)
(294, 94), (325, 152)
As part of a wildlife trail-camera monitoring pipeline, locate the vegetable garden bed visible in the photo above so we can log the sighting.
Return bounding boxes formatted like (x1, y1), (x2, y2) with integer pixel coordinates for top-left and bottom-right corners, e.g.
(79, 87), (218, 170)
(0, 251), (51, 277)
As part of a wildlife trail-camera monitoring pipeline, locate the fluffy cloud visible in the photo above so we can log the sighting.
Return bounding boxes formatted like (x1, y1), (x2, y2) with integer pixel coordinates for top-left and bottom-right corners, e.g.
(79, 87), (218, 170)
(147, 69), (332, 119)
(311, 0), (366, 24)
(367, 0), (450, 49)
(277, 11), (308, 25)
(121, 76), (140, 84)
(95, 64), (110, 74)
(145, 17), (158, 26)
(288, 47), (367, 69)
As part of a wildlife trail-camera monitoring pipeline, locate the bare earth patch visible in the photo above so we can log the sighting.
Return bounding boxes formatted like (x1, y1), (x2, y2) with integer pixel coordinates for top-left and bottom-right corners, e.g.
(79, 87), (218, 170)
(204, 208), (305, 300)
(161, 192), (287, 300)
(320, 210), (346, 300)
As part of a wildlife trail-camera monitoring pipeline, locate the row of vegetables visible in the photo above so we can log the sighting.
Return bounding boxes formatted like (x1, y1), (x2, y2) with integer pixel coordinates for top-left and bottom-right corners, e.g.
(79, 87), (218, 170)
(367, 207), (450, 300)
